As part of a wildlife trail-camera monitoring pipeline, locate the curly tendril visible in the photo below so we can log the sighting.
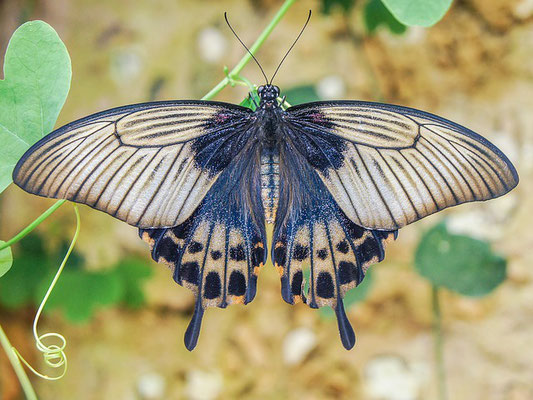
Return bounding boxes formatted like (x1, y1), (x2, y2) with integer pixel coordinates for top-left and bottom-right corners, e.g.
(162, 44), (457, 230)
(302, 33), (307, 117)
(13, 205), (80, 380)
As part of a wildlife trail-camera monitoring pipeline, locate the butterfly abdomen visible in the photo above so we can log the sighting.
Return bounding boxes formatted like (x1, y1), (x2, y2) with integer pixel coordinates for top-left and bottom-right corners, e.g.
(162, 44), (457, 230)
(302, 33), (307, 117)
(260, 147), (280, 224)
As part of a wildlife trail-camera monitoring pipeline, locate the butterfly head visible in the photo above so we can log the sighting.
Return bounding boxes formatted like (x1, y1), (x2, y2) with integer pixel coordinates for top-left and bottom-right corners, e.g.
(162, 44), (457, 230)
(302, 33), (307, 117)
(258, 84), (280, 107)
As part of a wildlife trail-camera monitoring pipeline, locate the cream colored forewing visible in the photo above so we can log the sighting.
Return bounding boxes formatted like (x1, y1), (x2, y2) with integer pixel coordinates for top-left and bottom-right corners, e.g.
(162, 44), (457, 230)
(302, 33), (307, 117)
(286, 101), (519, 230)
(13, 101), (252, 228)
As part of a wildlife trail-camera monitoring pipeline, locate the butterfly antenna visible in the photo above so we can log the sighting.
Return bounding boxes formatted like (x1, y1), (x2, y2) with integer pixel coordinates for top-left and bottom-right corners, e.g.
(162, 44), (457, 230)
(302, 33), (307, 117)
(224, 12), (269, 84)
(269, 10), (312, 85)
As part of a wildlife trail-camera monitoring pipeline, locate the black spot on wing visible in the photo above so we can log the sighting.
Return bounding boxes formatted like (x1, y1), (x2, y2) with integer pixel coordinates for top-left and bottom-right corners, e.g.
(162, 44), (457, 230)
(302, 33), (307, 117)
(317, 272), (335, 299)
(274, 244), (287, 266)
(210, 250), (222, 260)
(204, 272), (221, 299)
(251, 246), (264, 267)
(181, 262), (200, 285)
(317, 248), (328, 260)
(188, 241), (204, 254)
(229, 245), (246, 261)
(338, 261), (358, 285)
(291, 271), (304, 296)
(157, 237), (180, 264)
(293, 244), (309, 261)
(359, 236), (382, 264)
(228, 271), (246, 296)
(336, 240), (349, 254)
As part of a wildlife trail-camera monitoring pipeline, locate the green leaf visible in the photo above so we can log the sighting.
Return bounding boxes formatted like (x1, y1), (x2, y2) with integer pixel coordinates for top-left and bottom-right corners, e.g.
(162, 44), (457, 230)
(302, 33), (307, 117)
(321, 0), (356, 14)
(0, 234), (51, 308)
(0, 241), (13, 278)
(0, 20), (71, 193)
(39, 270), (123, 322)
(284, 85), (321, 106)
(364, 0), (407, 35)
(380, 0), (453, 27)
(320, 269), (375, 318)
(0, 230), (154, 321)
(111, 258), (153, 308)
(415, 223), (507, 297)
(240, 89), (260, 111)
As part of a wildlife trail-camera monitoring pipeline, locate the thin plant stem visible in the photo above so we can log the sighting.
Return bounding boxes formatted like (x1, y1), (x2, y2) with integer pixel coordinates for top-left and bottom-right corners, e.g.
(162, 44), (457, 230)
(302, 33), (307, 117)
(0, 325), (38, 400)
(432, 285), (447, 400)
(202, 0), (297, 101)
(0, 199), (66, 251)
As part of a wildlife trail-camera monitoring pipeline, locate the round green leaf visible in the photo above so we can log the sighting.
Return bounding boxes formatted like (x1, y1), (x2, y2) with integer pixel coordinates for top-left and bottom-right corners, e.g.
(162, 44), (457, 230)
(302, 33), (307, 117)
(364, 0), (407, 35)
(380, 0), (453, 27)
(0, 241), (13, 278)
(0, 20), (71, 193)
(415, 223), (507, 297)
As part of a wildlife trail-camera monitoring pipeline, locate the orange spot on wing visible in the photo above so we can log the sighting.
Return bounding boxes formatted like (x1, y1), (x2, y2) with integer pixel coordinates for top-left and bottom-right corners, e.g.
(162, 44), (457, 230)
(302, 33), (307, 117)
(141, 232), (155, 247)
(231, 295), (245, 305)
(254, 263), (263, 275)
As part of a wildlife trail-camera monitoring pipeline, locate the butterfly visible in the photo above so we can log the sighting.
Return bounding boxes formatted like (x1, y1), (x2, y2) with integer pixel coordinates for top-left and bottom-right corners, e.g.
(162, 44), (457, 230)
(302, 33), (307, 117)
(11, 13), (519, 350)
(12, 83), (519, 350)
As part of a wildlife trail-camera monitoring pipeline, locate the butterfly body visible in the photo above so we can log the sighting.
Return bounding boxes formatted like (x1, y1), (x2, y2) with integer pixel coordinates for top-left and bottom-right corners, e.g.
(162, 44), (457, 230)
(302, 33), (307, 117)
(13, 82), (518, 351)
(260, 146), (280, 224)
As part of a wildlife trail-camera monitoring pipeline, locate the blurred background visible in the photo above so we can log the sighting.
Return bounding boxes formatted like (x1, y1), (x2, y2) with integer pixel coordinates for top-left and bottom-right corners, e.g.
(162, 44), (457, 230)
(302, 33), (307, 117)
(0, 0), (531, 399)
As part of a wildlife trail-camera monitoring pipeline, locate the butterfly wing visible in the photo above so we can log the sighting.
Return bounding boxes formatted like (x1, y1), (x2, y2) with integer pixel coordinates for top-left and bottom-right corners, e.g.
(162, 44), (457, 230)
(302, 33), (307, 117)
(274, 100), (518, 349)
(284, 101), (519, 230)
(140, 141), (267, 350)
(273, 139), (397, 349)
(13, 100), (254, 229)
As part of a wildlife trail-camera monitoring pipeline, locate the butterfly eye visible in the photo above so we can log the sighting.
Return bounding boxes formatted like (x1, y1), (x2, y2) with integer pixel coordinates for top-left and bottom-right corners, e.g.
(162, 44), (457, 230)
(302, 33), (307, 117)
(257, 85), (265, 95)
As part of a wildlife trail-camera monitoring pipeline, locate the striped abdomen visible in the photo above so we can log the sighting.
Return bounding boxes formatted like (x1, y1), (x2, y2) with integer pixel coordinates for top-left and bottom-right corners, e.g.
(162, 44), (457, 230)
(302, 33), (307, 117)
(260, 148), (280, 224)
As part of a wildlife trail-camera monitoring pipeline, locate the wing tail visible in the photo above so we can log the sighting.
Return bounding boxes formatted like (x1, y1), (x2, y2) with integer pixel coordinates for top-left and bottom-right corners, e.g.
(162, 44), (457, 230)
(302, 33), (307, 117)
(140, 147), (266, 350)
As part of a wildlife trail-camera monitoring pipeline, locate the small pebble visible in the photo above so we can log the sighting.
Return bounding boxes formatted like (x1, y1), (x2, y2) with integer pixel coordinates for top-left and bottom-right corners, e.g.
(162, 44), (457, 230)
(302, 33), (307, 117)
(197, 27), (227, 63)
(316, 75), (346, 100)
(137, 372), (166, 400)
(185, 369), (223, 400)
(514, 0), (533, 19)
(364, 355), (426, 400)
(282, 327), (317, 365)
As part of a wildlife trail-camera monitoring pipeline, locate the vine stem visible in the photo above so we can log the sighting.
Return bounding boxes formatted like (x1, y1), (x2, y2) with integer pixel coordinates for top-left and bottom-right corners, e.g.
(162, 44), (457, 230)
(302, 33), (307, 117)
(432, 285), (447, 400)
(201, 0), (297, 101)
(0, 318), (39, 400)
(0, 199), (66, 251)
